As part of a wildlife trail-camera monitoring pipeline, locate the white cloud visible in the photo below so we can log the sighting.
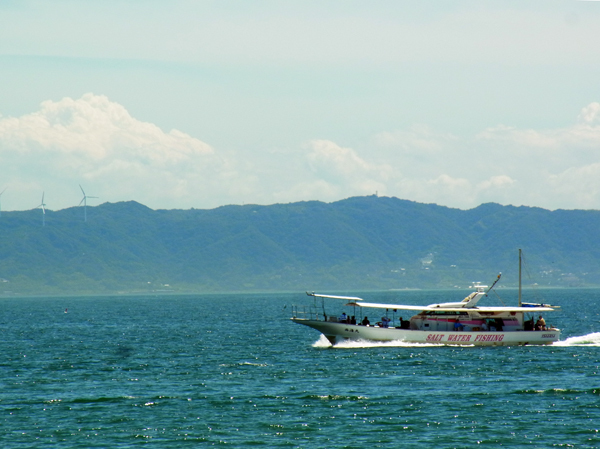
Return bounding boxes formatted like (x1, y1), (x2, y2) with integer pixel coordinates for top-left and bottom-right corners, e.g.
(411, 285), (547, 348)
(475, 103), (600, 172)
(3, 96), (600, 212)
(0, 93), (237, 210)
(305, 139), (392, 197)
(578, 102), (600, 124)
(478, 175), (515, 191)
(362, 102), (600, 210)
(423, 174), (472, 207)
(251, 139), (395, 205)
(429, 174), (470, 191)
(1, 93), (213, 160)
(547, 163), (600, 209)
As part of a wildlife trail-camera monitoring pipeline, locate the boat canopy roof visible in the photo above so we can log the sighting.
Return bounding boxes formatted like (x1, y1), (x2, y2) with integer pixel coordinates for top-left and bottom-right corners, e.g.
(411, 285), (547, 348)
(351, 301), (556, 313)
(306, 292), (557, 313)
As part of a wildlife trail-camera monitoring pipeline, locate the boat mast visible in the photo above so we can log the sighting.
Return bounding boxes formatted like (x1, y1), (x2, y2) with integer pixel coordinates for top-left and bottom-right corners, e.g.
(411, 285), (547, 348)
(518, 248), (522, 307)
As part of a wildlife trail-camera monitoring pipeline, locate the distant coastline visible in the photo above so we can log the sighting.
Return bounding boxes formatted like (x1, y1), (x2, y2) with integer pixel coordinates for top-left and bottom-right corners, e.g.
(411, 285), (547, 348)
(1, 195), (599, 296)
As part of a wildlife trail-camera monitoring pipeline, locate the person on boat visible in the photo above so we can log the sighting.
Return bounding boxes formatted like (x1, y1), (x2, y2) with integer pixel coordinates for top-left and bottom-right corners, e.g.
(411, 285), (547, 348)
(381, 316), (391, 328)
(454, 318), (464, 331)
(339, 312), (347, 323)
(361, 316), (370, 326)
(495, 318), (504, 332)
(481, 321), (488, 331)
(535, 315), (546, 331)
(350, 316), (356, 325)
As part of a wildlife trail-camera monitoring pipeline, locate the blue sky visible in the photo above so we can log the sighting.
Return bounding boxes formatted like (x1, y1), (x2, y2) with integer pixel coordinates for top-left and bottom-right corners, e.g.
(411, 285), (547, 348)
(1, 0), (600, 211)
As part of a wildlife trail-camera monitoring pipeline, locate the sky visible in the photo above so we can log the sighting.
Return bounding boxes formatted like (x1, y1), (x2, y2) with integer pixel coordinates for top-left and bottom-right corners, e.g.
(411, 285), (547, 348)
(1, 0), (600, 212)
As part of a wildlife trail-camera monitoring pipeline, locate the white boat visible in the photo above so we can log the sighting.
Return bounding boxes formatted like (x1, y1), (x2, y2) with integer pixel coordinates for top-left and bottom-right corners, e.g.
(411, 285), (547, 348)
(291, 253), (560, 346)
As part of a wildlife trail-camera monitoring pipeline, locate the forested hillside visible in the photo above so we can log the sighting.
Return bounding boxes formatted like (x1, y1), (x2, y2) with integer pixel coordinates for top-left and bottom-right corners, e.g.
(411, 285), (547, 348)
(1, 196), (599, 295)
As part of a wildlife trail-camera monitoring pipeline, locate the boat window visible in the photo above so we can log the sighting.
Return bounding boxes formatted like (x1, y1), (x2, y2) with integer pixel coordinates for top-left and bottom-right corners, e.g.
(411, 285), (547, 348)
(425, 311), (469, 316)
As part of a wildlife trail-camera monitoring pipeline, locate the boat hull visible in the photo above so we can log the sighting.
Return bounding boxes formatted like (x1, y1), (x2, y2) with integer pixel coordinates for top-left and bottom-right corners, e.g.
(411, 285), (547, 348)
(292, 318), (560, 346)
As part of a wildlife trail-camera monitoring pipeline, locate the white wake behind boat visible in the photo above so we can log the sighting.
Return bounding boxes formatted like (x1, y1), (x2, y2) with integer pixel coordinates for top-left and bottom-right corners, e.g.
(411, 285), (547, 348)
(291, 253), (560, 346)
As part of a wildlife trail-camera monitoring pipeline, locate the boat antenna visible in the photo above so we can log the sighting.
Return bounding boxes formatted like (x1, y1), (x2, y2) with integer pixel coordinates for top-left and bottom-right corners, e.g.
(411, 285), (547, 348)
(518, 248), (522, 307)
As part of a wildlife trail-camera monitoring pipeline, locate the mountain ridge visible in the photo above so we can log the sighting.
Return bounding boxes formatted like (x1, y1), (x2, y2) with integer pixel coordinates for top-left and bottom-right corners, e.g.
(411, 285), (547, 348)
(1, 195), (599, 295)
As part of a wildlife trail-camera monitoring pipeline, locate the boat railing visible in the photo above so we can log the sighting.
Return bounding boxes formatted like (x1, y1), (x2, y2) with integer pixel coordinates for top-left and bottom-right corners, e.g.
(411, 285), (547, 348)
(291, 304), (321, 321)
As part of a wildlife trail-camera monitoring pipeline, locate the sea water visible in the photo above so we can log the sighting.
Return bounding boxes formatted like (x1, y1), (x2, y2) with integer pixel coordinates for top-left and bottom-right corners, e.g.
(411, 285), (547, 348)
(1, 289), (599, 448)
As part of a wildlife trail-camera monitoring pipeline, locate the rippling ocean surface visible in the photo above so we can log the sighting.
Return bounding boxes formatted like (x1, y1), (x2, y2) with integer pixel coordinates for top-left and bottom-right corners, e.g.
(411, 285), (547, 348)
(1, 288), (600, 448)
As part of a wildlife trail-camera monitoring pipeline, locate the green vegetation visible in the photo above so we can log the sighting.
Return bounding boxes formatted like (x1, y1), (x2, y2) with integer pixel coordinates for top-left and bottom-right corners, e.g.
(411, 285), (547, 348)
(1, 196), (599, 295)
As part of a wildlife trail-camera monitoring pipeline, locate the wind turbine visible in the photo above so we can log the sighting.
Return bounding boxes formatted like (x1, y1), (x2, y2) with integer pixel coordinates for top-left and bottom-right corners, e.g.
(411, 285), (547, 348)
(79, 185), (98, 222)
(38, 192), (46, 226)
(0, 188), (6, 217)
